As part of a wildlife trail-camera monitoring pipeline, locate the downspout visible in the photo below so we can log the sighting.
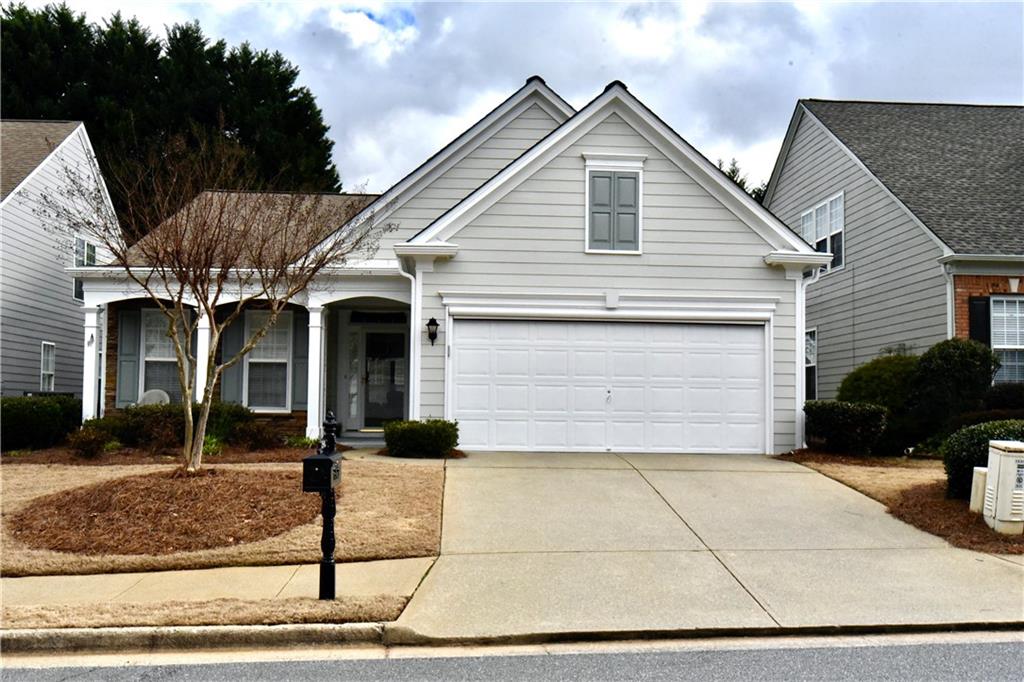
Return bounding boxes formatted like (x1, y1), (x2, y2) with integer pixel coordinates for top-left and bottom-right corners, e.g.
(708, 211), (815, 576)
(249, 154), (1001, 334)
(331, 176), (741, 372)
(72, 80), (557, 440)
(796, 267), (821, 449)
(397, 257), (421, 420)
(943, 263), (955, 339)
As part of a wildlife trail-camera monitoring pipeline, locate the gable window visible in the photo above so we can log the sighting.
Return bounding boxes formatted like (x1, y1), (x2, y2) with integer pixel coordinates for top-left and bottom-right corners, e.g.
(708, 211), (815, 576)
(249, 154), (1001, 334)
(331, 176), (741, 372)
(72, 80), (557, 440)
(73, 237), (97, 301)
(244, 310), (293, 411)
(584, 154), (644, 253)
(992, 297), (1023, 383)
(799, 192), (844, 272)
(805, 329), (818, 400)
(141, 309), (183, 402)
(40, 342), (55, 391)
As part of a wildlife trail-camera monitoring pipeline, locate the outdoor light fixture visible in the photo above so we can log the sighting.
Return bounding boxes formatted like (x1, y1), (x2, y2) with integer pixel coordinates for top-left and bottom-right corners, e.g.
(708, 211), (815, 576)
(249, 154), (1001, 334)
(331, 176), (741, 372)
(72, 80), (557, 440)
(426, 317), (439, 345)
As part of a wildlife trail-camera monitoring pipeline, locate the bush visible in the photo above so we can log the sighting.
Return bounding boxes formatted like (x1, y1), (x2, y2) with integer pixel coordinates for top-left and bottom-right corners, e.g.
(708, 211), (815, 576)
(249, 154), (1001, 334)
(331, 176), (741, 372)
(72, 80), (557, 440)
(985, 383), (1024, 410)
(837, 354), (921, 453)
(202, 402), (253, 442)
(383, 419), (459, 458)
(940, 419), (1024, 499)
(804, 400), (887, 455)
(231, 421), (281, 451)
(910, 339), (999, 437)
(946, 409), (1024, 434)
(202, 434), (224, 457)
(67, 426), (110, 459)
(120, 404), (186, 451)
(284, 434), (319, 449)
(0, 396), (68, 450)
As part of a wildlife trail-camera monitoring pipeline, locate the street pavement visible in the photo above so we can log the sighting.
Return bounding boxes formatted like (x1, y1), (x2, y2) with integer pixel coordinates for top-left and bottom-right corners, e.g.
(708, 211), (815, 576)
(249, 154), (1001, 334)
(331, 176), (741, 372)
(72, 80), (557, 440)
(5, 634), (1023, 681)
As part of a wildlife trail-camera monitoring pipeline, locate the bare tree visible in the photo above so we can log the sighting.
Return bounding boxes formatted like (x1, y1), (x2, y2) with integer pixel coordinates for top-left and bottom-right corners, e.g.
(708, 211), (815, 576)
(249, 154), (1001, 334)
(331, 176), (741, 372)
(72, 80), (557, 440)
(36, 133), (391, 472)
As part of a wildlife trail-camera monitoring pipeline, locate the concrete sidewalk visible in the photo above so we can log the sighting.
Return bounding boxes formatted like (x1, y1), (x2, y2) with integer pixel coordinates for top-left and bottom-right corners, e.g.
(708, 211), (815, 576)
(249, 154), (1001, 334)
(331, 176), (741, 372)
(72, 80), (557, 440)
(392, 452), (1024, 643)
(2, 558), (434, 608)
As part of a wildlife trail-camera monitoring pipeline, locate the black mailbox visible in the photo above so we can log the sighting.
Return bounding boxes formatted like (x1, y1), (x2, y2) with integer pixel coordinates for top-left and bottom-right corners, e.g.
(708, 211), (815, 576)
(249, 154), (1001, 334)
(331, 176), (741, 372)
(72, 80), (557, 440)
(302, 451), (342, 492)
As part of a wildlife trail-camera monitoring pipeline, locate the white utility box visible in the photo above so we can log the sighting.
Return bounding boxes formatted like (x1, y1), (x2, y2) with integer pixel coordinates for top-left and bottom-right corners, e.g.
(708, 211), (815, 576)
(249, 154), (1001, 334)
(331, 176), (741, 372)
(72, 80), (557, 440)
(982, 440), (1024, 535)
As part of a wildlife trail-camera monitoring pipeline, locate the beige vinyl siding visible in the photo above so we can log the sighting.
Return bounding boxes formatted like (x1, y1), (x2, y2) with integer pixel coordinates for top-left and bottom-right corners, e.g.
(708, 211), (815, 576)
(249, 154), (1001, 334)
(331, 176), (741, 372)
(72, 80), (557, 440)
(0, 127), (91, 396)
(766, 111), (948, 398)
(418, 112), (799, 452)
(378, 101), (560, 251)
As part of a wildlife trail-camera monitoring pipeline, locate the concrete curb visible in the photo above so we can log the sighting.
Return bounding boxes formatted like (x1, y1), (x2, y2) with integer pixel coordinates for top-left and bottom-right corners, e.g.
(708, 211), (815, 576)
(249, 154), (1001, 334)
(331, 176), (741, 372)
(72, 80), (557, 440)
(1, 622), (384, 654)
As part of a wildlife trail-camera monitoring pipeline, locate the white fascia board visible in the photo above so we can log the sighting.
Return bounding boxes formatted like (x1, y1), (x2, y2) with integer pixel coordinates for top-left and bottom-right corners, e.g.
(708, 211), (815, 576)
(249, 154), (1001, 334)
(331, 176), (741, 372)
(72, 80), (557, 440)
(798, 105), (954, 258)
(761, 103), (804, 208)
(412, 84), (815, 254)
(937, 253), (1024, 264)
(0, 122), (85, 209)
(393, 241), (459, 258)
(339, 80), (574, 232)
(764, 251), (834, 268)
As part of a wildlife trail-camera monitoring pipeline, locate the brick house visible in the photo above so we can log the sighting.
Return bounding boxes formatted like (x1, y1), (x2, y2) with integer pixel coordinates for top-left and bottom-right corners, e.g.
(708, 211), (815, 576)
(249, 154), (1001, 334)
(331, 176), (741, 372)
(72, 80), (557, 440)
(764, 100), (1023, 398)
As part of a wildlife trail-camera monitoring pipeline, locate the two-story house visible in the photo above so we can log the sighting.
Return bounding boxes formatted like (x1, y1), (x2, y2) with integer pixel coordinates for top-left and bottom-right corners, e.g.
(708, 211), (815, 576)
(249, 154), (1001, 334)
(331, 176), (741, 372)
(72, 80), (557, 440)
(764, 100), (1024, 399)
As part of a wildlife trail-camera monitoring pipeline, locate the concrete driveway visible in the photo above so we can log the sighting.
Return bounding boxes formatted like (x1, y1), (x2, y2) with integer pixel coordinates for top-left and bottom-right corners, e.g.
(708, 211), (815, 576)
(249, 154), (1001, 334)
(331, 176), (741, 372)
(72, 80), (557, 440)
(393, 452), (1024, 642)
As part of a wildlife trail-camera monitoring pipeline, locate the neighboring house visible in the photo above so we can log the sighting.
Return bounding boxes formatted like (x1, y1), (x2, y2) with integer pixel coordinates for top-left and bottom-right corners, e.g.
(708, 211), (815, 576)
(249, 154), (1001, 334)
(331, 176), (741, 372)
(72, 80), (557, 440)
(0, 120), (108, 407)
(75, 77), (827, 453)
(764, 100), (1024, 399)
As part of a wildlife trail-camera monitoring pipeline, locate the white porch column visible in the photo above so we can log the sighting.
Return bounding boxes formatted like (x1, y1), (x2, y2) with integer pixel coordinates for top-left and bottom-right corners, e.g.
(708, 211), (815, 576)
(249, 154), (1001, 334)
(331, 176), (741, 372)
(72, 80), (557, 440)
(194, 311), (212, 402)
(81, 307), (100, 422)
(306, 306), (324, 439)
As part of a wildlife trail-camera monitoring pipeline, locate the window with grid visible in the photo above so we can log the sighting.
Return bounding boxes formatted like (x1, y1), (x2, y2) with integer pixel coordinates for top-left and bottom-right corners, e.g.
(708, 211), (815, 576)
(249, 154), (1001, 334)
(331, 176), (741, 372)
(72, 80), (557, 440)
(73, 237), (97, 301)
(246, 311), (292, 410)
(992, 297), (1024, 383)
(799, 193), (844, 273)
(805, 330), (818, 400)
(40, 342), (55, 391)
(141, 310), (182, 402)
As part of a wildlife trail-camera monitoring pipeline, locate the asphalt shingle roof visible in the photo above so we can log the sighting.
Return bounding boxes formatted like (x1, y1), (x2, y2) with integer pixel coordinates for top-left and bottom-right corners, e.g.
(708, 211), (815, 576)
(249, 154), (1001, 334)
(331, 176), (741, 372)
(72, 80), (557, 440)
(1, 120), (81, 200)
(802, 100), (1024, 256)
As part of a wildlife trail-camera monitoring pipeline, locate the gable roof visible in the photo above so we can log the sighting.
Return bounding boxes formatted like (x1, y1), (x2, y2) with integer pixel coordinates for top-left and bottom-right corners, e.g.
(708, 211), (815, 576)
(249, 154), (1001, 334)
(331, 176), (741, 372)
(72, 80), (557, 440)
(340, 76), (574, 233)
(1, 120), (82, 200)
(407, 81), (816, 256)
(774, 100), (1024, 256)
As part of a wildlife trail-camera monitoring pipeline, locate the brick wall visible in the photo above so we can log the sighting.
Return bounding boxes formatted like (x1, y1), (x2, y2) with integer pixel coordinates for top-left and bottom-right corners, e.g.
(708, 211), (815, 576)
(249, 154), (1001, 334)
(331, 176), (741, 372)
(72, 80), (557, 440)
(952, 274), (1021, 338)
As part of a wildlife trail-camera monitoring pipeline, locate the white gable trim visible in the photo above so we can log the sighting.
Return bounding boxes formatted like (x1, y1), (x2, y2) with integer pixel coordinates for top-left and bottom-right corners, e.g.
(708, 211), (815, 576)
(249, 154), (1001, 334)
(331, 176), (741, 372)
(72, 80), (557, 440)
(0, 122), (85, 209)
(340, 79), (574, 233)
(791, 105), (954, 257)
(407, 84), (815, 254)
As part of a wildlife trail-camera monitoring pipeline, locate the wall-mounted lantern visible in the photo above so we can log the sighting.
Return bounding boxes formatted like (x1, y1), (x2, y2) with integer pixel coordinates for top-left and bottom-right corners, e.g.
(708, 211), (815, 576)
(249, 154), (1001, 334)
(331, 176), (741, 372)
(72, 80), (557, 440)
(426, 317), (439, 345)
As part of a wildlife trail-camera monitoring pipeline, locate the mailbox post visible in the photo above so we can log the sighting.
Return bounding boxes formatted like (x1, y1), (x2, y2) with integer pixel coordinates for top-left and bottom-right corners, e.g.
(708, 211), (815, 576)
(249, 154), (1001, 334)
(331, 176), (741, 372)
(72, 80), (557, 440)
(302, 411), (342, 599)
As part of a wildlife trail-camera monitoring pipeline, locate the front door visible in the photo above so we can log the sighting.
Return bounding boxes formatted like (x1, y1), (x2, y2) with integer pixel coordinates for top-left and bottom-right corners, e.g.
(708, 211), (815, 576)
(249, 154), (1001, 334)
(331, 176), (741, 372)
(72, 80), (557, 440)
(363, 331), (407, 428)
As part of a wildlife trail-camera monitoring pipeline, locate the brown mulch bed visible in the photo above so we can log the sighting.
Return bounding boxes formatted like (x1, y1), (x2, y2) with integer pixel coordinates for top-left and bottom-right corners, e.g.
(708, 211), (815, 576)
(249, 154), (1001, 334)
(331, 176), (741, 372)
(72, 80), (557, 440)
(8, 469), (319, 555)
(778, 450), (1024, 554)
(0, 444), (349, 466)
(2, 596), (406, 630)
(2, 461), (444, 576)
(375, 447), (468, 459)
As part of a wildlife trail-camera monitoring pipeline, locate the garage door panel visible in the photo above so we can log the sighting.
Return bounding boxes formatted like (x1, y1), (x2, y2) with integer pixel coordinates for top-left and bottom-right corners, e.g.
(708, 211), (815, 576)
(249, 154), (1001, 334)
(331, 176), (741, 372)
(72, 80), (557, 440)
(451, 320), (765, 453)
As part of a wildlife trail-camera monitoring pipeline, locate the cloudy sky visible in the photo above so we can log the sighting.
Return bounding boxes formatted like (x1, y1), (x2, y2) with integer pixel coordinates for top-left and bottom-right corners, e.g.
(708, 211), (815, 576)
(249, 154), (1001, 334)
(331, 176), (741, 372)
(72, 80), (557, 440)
(53, 1), (1023, 192)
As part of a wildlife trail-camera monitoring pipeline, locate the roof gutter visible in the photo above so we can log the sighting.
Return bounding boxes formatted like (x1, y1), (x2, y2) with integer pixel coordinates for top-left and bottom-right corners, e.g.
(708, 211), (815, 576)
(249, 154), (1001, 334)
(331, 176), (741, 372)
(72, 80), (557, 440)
(937, 253), (1024, 264)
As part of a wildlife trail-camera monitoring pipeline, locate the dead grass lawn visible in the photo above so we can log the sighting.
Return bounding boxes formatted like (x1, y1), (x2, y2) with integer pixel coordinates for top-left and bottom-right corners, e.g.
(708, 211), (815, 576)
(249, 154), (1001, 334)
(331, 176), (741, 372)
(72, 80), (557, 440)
(1, 595), (405, 629)
(2, 461), (443, 576)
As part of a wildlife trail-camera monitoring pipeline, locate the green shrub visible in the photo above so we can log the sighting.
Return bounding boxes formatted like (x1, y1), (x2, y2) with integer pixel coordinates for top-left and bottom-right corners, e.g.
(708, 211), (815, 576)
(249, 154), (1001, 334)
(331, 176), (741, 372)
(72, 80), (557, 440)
(985, 383), (1024, 410)
(119, 404), (186, 451)
(67, 426), (110, 459)
(910, 339), (999, 437)
(940, 419), (1024, 499)
(837, 354), (921, 453)
(201, 402), (253, 442)
(50, 395), (83, 437)
(804, 400), (887, 455)
(284, 434), (319, 449)
(947, 409), (1024, 434)
(1, 396), (65, 450)
(231, 421), (281, 451)
(202, 434), (224, 457)
(383, 419), (459, 458)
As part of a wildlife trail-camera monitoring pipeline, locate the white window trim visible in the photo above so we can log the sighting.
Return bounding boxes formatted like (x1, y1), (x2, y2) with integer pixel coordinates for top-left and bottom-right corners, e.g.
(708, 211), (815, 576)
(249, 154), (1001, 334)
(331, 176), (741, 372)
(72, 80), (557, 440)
(805, 328), (818, 400)
(991, 295), (1023, 384)
(800, 191), (844, 275)
(242, 310), (293, 413)
(72, 236), (97, 302)
(583, 153), (645, 255)
(40, 341), (55, 391)
(139, 309), (180, 400)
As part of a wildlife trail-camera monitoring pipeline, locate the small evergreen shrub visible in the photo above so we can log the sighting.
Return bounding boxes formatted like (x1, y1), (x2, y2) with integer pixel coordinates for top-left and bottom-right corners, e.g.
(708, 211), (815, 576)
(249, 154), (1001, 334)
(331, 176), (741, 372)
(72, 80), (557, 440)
(910, 339), (999, 437)
(940, 419), (1024, 499)
(67, 426), (110, 459)
(837, 354), (920, 453)
(947, 409), (1024, 435)
(202, 402), (253, 442)
(383, 419), (459, 458)
(202, 434), (224, 457)
(804, 400), (887, 455)
(231, 421), (281, 451)
(284, 434), (319, 449)
(985, 383), (1024, 410)
(0, 396), (68, 450)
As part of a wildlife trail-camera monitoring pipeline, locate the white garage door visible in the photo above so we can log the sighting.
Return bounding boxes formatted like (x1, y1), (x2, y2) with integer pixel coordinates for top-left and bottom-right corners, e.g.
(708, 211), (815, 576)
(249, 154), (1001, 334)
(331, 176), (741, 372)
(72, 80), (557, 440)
(451, 320), (766, 453)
